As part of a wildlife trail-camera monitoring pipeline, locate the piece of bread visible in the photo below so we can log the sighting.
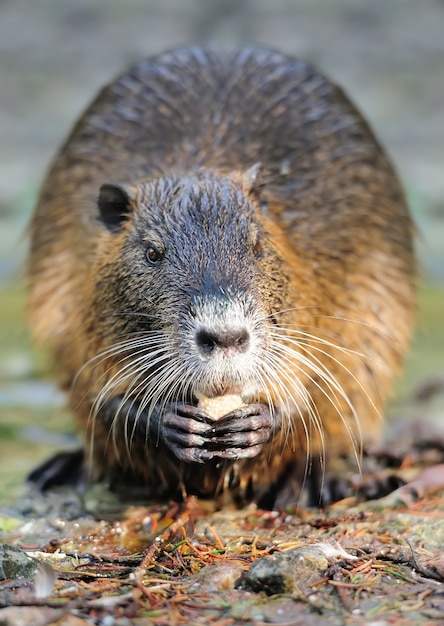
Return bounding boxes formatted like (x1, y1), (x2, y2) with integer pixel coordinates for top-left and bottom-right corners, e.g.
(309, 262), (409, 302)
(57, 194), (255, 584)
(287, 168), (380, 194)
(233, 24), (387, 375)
(196, 393), (245, 421)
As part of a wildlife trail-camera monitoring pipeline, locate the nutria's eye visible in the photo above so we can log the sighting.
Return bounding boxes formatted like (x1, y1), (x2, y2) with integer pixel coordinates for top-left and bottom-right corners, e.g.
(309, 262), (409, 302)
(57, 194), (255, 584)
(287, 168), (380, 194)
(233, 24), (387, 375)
(145, 244), (163, 266)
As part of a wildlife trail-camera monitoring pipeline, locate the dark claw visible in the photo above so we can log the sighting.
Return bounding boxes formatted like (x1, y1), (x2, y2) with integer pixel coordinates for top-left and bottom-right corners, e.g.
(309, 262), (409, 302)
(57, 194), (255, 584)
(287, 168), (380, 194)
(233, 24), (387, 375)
(163, 411), (211, 435)
(203, 445), (264, 460)
(163, 427), (207, 449)
(162, 403), (214, 462)
(205, 428), (271, 449)
(170, 402), (215, 425)
(171, 446), (210, 463)
(208, 404), (274, 436)
(203, 404), (274, 460)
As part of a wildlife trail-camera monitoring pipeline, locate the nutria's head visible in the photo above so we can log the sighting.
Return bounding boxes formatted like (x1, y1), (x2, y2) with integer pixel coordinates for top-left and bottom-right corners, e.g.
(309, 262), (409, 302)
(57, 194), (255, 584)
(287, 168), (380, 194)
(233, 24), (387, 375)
(85, 170), (295, 418)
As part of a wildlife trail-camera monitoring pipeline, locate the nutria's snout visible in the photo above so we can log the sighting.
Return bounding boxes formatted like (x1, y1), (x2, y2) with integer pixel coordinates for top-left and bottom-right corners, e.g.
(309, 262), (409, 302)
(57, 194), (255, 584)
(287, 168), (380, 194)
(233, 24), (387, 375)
(181, 289), (270, 402)
(195, 326), (251, 358)
(194, 312), (254, 367)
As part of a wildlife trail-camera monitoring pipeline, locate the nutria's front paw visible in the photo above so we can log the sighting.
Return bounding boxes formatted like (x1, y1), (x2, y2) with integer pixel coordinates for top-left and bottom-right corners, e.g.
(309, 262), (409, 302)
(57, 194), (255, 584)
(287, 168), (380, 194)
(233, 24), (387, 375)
(203, 404), (274, 460)
(162, 403), (275, 463)
(162, 403), (216, 463)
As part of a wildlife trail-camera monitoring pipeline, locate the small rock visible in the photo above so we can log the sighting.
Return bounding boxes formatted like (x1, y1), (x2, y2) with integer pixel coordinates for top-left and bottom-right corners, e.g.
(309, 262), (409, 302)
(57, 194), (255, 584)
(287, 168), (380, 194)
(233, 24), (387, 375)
(238, 546), (331, 596)
(0, 544), (40, 581)
(187, 560), (245, 592)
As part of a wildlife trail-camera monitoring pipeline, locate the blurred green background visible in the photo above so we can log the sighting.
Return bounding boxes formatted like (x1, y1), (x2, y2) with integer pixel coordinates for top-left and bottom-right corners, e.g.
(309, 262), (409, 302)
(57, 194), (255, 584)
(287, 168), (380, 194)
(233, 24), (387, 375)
(1, 0), (443, 503)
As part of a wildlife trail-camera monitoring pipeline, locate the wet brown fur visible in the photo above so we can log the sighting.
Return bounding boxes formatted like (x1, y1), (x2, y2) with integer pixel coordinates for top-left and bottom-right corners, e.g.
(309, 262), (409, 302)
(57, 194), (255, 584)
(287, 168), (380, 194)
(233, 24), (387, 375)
(28, 47), (415, 507)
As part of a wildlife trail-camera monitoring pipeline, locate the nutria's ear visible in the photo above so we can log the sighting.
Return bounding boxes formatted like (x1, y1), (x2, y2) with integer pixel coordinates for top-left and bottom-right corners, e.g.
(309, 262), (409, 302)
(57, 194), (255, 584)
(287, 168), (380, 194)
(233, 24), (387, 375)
(98, 183), (136, 232)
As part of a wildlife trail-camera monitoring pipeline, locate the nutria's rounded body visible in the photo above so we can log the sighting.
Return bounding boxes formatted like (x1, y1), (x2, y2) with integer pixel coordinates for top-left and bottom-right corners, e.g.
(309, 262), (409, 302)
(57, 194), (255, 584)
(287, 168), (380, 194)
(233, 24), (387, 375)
(29, 46), (415, 507)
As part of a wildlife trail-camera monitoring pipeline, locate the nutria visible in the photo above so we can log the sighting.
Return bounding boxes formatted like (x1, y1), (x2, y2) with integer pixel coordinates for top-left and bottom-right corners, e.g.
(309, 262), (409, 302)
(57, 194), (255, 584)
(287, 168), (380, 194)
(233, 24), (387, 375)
(28, 46), (415, 507)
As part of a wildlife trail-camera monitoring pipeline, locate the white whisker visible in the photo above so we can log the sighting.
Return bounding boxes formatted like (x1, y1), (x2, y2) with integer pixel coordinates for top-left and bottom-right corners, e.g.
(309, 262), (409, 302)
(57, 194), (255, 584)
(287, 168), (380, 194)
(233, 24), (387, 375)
(270, 330), (365, 471)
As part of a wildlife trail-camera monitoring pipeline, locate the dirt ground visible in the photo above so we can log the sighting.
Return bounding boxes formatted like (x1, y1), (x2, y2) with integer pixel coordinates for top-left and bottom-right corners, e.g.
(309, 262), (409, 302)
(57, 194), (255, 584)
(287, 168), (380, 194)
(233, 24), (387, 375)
(2, 452), (444, 625)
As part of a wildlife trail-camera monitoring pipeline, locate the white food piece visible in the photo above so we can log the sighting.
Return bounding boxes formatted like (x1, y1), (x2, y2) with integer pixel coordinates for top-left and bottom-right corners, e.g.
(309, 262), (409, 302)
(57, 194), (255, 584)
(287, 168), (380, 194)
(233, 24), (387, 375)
(196, 393), (245, 421)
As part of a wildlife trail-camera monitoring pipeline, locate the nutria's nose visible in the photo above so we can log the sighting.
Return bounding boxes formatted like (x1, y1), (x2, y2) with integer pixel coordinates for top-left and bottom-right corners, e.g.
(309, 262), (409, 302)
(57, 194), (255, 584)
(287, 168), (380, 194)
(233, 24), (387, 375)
(196, 327), (250, 357)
